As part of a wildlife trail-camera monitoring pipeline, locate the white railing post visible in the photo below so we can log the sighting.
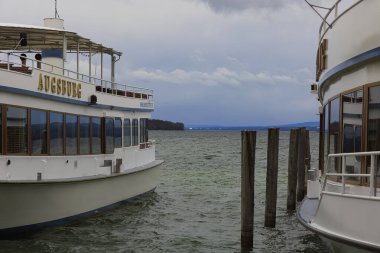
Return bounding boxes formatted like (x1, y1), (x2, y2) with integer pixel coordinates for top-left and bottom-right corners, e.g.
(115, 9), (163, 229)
(375, 155), (378, 197)
(370, 154), (376, 196)
(342, 156), (346, 194)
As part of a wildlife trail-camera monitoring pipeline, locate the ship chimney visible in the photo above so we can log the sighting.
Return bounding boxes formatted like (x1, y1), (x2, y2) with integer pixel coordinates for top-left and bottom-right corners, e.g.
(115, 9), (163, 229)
(41, 18), (66, 73)
(43, 18), (64, 29)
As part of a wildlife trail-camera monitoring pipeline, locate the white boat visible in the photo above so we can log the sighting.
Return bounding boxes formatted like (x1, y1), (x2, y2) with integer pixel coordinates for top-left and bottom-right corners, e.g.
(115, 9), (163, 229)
(0, 12), (162, 236)
(298, 1), (380, 252)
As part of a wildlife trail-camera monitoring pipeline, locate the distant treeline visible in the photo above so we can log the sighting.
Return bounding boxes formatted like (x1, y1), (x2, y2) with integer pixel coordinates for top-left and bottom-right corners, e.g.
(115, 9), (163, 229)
(147, 119), (184, 130)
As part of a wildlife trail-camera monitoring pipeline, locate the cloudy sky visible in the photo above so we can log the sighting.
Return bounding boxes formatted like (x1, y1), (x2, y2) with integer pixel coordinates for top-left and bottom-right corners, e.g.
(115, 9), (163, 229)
(0, 0), (326, 126)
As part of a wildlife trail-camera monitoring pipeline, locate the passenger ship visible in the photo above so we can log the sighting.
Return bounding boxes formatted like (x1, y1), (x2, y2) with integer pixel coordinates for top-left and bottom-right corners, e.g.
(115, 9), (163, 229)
(0, 15), (162, 236)
(298, 1), (380, 252)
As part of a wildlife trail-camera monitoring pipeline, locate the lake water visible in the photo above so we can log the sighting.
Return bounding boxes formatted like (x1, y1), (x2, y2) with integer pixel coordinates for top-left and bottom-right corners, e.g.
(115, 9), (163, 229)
(0, 130), (328, 252)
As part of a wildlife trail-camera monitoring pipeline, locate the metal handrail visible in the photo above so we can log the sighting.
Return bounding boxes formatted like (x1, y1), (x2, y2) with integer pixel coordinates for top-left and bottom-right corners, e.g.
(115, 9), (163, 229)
(0, 51), (154, 98)
(318, 0), (363, 41)
(324, 151), (378, 196)
(139, 140), (155, 149)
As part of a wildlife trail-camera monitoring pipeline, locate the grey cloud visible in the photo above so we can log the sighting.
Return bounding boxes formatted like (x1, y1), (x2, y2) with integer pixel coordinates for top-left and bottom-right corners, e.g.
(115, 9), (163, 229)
(125, 68), (300, 87)
(1, 0), (320, 125)
(194, 0), (301, 13)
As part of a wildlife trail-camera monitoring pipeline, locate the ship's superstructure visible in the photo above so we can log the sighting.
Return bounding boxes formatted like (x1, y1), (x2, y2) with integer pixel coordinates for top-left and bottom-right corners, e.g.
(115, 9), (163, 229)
(298, 1), (380, 252)
(0, 16), (162, 235)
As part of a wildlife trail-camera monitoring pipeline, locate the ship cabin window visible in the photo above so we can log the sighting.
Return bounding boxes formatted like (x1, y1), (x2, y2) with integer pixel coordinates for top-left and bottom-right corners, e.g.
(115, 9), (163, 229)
(66, 114), (78, 155)
(323, 104), (329, 173)
(132, 119), (139, 146)
(1, 105), (150, 155)
(79, 116), (91, 155)
(343, 125), (354, 153)
(105, 118), (114, 154)
(31, 109), (48, 155)
(91, 117), (102, 154)
(367, 86), (380, 176)
(140, 118), (148, 143)
(50, 112), (64, 155)
(7, 106), (28, 154)
(114, 118), (122, 148)
(342, 90), (363, 181)
(0, 106), (2, 153)
(329, 97), (341, 173)
(368, 86), (380, 151)
(123, 119), (131, 147)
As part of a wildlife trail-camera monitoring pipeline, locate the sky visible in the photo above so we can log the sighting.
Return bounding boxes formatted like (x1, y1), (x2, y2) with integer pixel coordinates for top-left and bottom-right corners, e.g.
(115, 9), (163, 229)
(0, 0), (328, 126)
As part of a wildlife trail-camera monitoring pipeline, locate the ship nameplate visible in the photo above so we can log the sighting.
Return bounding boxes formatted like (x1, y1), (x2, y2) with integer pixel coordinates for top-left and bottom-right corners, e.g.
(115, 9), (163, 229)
(38, 73), (82, 99)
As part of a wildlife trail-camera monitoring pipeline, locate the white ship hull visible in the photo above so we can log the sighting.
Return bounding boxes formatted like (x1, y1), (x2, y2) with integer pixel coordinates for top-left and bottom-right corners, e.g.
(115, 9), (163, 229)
(320, 237), (374, 253)
(0, 160), (162, 236)
(298, 181), (380, 253)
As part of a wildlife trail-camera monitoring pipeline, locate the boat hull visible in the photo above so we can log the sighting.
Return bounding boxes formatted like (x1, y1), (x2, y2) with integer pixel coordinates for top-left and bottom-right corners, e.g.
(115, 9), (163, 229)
(297, 196), (380, 253)
(320, 236), (375, 253)
(0, 160), (162, 237)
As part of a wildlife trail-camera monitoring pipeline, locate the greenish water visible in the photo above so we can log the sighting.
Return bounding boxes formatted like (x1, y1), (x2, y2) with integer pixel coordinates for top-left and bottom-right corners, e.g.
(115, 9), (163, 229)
(0, 131), (328, 252)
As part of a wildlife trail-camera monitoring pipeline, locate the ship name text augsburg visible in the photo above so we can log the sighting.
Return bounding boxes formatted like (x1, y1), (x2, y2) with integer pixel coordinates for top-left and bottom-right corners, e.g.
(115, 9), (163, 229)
(38, 73), (82, 98)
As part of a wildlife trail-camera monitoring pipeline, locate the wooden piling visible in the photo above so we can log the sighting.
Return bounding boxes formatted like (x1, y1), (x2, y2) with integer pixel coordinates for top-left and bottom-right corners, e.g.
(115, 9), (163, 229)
(241, 131), (256, 249)
(287, 128), (299, 211)
(297, 127), (307, 202)
(264, 128), (279, 228)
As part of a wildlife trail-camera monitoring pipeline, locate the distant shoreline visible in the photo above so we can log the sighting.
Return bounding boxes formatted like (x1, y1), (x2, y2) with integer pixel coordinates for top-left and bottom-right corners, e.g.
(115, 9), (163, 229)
(183, 128), (319, 132)
(147, 119), (184, 130)
(147, 120), (319, 131)
(185, 121), (319, 131)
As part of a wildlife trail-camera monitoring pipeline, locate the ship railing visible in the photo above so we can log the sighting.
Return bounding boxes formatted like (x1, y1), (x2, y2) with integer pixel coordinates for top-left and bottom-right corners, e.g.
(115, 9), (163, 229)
(139, 140), (155, 150)
(323, 150), (380, 197)
(0, 51), (153, 100)
(318, 0), (363, 41)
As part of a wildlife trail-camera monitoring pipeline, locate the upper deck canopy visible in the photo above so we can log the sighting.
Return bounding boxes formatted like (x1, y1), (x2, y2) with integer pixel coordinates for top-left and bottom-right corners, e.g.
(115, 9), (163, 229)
(0, 23), (122, 56)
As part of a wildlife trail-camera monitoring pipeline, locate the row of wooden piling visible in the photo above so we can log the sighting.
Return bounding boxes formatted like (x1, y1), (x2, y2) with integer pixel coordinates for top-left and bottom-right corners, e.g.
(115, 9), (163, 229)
(241, 128), (311, 250)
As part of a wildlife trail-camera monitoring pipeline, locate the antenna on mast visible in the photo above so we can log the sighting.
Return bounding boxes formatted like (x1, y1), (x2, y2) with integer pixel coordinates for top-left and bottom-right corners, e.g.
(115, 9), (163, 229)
(55, 0), (60, 19)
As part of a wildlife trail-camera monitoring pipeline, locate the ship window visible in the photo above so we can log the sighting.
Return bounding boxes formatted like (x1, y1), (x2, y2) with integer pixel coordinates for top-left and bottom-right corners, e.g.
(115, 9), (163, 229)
(91, 117), (102, 154)
(342, 90), (362, 178)
(0, 106), (2, 153)
(343, 124), (354, 153)
(132, 119), (139, 146)
(367, 86), (380, 176)
(123, 119), (131, 147)
(66, 114), (78, 155)
(105, 118), (114, 154)
(50, 112), (64, 155)
(324, 104), (329, 173)
(368, 86), (380, 151)
(355, 126), (362, 154)
(114, 118), (122, 148)
(140, 118), (148, 143)
(31, 109), (47, 155)
(79, 116), (90, 155)
(329, 97), (341, 173)
(7, 106), (28, 154)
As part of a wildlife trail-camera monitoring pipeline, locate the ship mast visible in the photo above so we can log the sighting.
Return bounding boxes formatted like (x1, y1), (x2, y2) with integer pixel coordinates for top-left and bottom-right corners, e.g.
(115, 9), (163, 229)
(55, 0), (60, 19)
